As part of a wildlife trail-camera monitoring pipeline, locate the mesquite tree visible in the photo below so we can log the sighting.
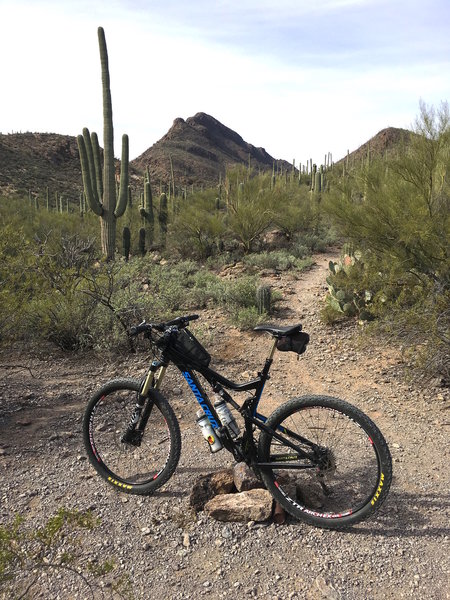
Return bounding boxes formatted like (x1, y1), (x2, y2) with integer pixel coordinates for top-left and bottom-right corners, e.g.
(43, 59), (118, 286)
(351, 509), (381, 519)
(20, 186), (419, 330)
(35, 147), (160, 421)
(77, 27), (129, 261)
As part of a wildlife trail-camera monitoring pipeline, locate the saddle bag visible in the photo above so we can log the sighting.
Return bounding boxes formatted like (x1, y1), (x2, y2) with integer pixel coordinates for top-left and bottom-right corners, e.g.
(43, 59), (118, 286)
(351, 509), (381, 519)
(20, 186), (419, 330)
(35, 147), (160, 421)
(276, 331), (310, 355)
(170, 329), (211, 367)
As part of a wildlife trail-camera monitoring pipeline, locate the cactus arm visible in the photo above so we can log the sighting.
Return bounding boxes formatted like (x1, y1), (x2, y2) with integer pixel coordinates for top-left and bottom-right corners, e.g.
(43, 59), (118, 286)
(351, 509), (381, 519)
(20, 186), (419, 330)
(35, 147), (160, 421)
(114, 134), (129, 218)
(98, 26), (115, 215)
(123, 226), (131, 261)
(82, 128), (100, 208)
(91, 131), (103, 202)
(77, 134), (103, 216)
(159, 193), (168, 231)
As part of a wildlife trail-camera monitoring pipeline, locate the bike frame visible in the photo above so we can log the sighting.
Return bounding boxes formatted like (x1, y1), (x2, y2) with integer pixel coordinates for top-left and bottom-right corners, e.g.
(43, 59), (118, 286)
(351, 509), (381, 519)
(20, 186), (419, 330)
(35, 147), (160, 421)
(137, 337), (319, 467)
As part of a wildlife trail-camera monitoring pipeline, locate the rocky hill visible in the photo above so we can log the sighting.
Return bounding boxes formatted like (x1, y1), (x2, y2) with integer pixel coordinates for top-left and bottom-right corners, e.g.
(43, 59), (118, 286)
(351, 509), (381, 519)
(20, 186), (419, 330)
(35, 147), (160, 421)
(131, 112), (292, 188)
(0, 115), (291, 199)
(336, 126), (411, 169)
(0, 121), (413, 199)
(0, 132), (83, 200)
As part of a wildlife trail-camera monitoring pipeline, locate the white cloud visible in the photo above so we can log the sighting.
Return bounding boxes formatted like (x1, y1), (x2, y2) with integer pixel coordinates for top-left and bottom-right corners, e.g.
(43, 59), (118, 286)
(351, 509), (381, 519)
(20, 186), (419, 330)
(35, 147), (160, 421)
(0, 0), (448, 167)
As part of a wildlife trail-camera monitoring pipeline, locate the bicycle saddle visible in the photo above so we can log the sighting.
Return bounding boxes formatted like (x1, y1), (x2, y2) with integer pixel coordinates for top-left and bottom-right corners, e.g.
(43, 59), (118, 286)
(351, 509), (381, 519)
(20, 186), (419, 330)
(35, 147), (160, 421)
(253, 323), (303, 336)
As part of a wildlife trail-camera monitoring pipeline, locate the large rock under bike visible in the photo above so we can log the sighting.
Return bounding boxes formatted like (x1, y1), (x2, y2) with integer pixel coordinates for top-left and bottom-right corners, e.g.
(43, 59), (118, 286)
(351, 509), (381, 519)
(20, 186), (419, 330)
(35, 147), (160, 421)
(189, 468), (235, 512)
(232, 462), (264, 492)
(204, 489), (273, 523)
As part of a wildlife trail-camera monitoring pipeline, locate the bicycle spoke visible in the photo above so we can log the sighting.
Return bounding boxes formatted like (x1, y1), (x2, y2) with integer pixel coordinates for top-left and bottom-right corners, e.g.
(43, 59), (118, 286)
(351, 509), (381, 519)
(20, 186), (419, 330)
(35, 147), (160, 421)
(258, 397), (389, 526)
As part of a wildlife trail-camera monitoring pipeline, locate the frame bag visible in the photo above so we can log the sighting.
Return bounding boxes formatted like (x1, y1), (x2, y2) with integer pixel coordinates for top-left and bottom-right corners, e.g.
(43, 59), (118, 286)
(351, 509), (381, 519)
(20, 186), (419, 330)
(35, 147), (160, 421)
(171, 329), (211, 367)
(276, 331), (310, 355)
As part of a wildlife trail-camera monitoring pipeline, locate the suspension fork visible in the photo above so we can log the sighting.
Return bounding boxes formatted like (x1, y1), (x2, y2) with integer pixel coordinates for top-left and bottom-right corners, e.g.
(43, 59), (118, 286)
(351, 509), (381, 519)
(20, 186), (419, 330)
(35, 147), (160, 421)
(138, 361), (167, 431)
(121, 361), (167, 444)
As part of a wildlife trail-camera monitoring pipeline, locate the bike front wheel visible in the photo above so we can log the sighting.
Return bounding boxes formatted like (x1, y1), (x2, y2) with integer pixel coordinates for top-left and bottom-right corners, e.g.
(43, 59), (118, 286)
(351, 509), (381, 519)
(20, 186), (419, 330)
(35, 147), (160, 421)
(257, 395), (392, 529)
(83, 378), (181, 495)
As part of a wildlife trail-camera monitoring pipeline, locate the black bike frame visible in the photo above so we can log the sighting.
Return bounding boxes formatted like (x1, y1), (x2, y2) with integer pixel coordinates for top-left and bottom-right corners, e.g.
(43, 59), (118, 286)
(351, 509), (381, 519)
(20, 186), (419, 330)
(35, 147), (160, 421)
(160, 344), (319, 466)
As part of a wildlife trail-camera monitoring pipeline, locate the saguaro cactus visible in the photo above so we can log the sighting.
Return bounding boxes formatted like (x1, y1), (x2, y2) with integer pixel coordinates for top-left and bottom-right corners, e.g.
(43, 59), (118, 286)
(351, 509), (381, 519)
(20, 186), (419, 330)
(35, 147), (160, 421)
(122, 227), (131, 261)
(256, 285), (272, 315)
(138, 228), (146, 256)
(77, 26), (129, 261)
(158, 192), (168, 245)
(140, 168), (155, 247)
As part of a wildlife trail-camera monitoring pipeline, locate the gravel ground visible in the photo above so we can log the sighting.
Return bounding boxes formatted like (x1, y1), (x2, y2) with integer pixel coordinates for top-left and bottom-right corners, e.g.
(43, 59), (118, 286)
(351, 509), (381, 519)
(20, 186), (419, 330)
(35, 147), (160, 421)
(0, 251), (449, 599)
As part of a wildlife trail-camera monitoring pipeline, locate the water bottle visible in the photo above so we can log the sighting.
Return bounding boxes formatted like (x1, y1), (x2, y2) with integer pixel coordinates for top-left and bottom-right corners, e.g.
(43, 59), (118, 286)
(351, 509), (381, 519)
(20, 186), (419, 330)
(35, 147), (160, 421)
(213, 397), (240, 438)
(196, 410), (223, 452)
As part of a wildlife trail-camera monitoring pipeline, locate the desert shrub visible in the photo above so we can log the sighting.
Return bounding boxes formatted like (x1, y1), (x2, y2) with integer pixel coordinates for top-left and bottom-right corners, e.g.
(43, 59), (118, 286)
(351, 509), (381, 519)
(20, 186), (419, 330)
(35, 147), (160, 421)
(171, 192), (227, 259)
(271, 184), (318, 239)
(243, 250), (313, 272)
(234, 306), (268, 330)
(381, 286), (449, 381)
(212, 276), (259, 309)
(324, 101), (450, 380)
(0, 508), (131, 599)
(0, 224), (35, 340)
(225, 171), (275, 253)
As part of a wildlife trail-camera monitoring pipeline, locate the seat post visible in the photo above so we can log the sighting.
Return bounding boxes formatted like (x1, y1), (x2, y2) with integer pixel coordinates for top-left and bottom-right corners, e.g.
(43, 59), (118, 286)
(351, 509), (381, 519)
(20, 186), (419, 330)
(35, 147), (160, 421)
(268, 337), (277, 361)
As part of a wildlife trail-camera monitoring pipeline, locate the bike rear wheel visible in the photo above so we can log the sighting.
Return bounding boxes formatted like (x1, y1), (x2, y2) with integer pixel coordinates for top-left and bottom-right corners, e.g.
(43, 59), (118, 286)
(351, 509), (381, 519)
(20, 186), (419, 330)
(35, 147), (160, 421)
(83, 378), (181, 495)
(258, 395), (392, 529)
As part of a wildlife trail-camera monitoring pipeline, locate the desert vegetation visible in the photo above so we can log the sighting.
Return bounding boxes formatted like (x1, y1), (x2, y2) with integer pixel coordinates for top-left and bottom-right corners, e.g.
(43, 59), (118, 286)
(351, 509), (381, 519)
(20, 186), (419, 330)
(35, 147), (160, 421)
(0, 163), (328, 352)
(323, 101), (449, 381)
(2, 98), (449, 384)
(0, 24), (448, 383)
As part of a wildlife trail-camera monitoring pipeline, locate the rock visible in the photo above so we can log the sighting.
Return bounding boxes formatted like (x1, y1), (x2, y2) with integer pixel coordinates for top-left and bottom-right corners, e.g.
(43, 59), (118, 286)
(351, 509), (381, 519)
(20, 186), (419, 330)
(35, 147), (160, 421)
(233, 462), (264, 492)
(189, 468), (235, 512)
(204, 489), (273, 523)
(295, 479), (325, 510)
(306, 576), (340, 600)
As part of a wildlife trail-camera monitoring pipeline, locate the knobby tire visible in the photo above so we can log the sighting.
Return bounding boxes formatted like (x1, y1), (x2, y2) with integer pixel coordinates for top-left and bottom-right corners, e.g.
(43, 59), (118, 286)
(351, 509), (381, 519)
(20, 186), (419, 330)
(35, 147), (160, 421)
(83, 378), (181, 495)
(258, 395), (392, 529)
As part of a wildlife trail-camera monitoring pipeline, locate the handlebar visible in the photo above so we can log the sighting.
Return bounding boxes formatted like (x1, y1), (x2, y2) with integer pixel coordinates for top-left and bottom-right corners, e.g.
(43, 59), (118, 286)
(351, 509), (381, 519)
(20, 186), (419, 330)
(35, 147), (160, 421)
(129, 314), (199, 338)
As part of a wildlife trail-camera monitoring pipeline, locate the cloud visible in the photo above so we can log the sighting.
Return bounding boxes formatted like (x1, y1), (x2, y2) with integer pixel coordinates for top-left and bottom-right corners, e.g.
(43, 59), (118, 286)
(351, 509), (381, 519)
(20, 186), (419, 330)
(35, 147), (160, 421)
(0, 0), (448, 166)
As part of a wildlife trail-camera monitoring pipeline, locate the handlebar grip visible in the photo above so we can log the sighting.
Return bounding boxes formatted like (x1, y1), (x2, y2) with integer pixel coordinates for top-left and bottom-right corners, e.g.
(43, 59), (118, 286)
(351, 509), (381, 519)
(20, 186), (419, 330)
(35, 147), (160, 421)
(129, 321), (151, 337)
(164, 314), (199, 327)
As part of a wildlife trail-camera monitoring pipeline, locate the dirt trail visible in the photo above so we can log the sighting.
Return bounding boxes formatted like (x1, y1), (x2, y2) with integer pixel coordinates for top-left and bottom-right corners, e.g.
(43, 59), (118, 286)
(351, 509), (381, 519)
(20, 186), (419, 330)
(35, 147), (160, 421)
(0, 252), (449, 600)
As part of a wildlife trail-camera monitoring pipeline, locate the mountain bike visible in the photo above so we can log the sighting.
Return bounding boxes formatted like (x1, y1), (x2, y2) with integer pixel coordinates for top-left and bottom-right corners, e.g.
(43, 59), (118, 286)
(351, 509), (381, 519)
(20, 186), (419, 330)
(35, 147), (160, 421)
(82, 314), (392, 530)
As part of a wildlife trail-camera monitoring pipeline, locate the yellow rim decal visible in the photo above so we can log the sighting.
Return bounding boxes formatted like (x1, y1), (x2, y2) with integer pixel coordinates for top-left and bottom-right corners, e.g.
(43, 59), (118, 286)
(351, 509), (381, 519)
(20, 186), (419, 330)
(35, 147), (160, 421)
(371, 472), (384, 505)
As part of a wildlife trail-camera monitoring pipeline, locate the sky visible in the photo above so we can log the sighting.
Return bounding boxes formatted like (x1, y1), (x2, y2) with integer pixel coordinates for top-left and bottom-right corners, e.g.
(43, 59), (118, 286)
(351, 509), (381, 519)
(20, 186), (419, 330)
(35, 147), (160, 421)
(0, 0), (449, 165)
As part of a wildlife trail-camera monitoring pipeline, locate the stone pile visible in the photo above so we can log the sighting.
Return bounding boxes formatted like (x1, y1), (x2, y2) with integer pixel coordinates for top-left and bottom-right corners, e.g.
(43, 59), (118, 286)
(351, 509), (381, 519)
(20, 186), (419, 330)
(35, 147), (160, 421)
(189, 463), (286, 524)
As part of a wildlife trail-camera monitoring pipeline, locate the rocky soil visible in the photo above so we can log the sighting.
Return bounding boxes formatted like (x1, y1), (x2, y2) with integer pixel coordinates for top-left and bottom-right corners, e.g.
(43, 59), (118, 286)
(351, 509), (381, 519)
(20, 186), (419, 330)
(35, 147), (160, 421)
(0, 251), (449, 599)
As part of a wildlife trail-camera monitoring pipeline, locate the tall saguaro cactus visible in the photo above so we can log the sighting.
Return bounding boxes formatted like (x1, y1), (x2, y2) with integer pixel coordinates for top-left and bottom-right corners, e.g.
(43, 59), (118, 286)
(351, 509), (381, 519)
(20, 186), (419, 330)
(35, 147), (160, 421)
(139, 168), (155, 247)
(158, 193), (168, 246)
(77, 26), (129, 261)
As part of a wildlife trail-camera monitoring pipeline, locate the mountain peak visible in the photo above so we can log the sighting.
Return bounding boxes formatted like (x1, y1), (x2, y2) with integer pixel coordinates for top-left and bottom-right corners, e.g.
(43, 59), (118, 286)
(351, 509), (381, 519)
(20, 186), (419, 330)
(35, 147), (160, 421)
(131, 113), (289, 187)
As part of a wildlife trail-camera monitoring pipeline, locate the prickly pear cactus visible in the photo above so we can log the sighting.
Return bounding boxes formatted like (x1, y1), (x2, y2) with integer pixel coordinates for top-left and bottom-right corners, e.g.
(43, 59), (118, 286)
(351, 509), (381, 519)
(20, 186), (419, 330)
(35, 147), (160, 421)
(325, 248), (373, 321)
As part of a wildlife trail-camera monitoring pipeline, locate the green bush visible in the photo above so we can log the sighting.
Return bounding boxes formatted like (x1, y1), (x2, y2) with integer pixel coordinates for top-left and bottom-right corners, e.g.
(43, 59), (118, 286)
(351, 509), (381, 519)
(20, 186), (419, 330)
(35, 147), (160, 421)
(0, 508), (132, 598)
(243, 250), (313, 272)
(324, 101), (450, 380)
(234, 306), (268, 330)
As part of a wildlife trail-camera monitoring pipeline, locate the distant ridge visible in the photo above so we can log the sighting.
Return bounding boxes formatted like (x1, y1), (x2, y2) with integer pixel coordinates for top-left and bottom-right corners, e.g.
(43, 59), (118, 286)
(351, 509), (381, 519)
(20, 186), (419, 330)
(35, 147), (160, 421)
(0, 132), (82, 198)
(0, 122), (413, 199)
(336, 127), (411, 167)
(131, 112), (292, 187)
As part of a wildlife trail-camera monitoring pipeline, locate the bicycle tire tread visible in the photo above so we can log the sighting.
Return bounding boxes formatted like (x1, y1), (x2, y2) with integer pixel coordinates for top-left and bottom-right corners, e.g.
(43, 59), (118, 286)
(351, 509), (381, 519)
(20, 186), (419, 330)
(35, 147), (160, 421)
(83, 378), (181, 496)
(258, 395), (392, 529)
